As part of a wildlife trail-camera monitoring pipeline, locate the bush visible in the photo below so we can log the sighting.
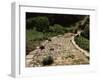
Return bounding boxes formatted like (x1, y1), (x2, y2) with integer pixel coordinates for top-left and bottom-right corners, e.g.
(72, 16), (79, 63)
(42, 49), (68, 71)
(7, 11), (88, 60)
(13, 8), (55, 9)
(33, 16), (50, 32)
(42, 55), (54, 66)
(75, 35), (89, 51)
(26, 16), (50, 31)
(81, 24), (89, 39)
(49, 24), (65, 35)
(64, 27), (77, 33)
(26, 29), (44, 41)
(26, 18), (35, 29)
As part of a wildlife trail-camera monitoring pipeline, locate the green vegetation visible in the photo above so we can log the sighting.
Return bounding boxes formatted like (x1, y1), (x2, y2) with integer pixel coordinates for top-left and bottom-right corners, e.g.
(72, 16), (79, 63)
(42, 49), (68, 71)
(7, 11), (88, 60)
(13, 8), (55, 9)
(75, 35), (89, 51)
(33, 16), (49, 32)
(26, 29), (44, 41)
(81, 24), (89, 39)
(49, 24), (66, 34)
(26, 14), (89, 55)
(26, 25), (66, 55)
(25, 13), (90, 67)
(26, 25), (66, 42)
(26, 12), (85, 27)
(74, 16), (89, 52)
(26, 29), (45, 55)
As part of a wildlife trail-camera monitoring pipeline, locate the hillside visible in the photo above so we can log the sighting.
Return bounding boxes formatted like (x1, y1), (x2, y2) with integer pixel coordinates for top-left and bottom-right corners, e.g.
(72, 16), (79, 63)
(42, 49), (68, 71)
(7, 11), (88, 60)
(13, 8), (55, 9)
(26, 13), (90, 67)
(26, 33), (89, 67)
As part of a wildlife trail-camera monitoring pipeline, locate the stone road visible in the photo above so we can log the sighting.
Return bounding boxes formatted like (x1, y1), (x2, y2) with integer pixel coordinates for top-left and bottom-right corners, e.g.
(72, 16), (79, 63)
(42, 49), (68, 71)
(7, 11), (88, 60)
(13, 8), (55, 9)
(26, 33), (89, 67)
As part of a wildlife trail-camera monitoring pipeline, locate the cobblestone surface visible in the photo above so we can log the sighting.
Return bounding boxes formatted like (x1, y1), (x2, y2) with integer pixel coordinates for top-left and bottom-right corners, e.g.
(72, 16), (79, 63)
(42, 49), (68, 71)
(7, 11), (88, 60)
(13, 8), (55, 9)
(26, 33), (89, 67)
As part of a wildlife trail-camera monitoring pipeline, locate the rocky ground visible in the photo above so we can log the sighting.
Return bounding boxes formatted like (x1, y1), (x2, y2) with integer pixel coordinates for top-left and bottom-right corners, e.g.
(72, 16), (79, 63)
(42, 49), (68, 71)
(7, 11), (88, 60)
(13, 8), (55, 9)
(26, 33), (89, 67)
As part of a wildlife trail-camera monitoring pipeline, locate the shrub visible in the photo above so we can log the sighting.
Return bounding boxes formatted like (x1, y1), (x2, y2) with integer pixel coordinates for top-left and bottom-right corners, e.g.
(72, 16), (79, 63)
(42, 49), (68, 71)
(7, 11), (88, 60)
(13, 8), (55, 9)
(26, 16), (50, 31)
(75, 35), (89, 51)
(49, 24), (65, 35)
(26, 18), (35, 29)
(42, 55), (54, 66)
(64, 27), (76, 33)
(26, 29), (44, 41)
(33, 16), (50, 32)
(81, 24), (89, 39)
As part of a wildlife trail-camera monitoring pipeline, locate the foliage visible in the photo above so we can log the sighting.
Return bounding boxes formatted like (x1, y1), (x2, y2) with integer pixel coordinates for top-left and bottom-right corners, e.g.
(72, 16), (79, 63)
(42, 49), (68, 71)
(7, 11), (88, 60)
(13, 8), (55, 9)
(49, 24), (65, 35)
(81, 24), (89, 39)
(26, 18), (36, 29)
(26, 29), (44, 41)
(75, 35), (89, 51)
(33, 16), (50, 32)
(26, 16), (50, 32)
(26, 29), (45, 55)
(65, 27), (77, 33)
(26, 12), (86, 26)
(26, 14), (90, 56)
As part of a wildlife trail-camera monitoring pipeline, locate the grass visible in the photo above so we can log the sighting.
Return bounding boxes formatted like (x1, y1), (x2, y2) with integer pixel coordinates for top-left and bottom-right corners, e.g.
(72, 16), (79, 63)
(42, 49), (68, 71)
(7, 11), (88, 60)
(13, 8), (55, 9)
(26, 29), (44, 41)
(26, 28), (63, 42)
(75, 35), (89, 51)
(26, 24), (75, 41)
(26, 29), (45, 55)
(26, 28), (65, 55)
(26, 24), (89, 55)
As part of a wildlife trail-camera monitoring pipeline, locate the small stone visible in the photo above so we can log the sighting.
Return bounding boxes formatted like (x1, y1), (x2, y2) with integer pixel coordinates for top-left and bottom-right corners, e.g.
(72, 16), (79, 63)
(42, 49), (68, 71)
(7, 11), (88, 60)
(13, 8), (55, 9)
(26, 55), (33, 59)
(39, 45), (45, 50)
(26, 59), (33, 63)
(50, 48), (54, 51)
(48, 38), (52, 41)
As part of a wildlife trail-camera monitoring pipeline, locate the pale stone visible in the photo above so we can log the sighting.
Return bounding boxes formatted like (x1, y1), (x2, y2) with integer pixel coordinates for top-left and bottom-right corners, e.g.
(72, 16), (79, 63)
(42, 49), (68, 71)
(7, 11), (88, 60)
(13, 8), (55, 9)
(26, 55), (33, 59)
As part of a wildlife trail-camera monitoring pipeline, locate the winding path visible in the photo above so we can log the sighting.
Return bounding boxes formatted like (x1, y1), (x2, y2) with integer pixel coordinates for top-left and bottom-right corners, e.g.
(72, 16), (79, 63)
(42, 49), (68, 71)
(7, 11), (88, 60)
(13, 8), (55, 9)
(26, 33), (89, 67)
(26, 16), (89, 67)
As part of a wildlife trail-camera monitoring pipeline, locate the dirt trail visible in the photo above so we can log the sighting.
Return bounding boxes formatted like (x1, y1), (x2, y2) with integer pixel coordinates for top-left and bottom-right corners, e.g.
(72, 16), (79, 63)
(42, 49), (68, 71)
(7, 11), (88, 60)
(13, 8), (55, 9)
(26, 33), (89, 67)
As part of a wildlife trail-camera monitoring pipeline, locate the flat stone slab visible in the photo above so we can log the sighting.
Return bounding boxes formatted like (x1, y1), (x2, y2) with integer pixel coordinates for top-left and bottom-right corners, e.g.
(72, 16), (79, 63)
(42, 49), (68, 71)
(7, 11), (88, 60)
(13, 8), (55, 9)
(26, 59), (33, 67)
(26, 59), (33, 63)
(26, 55), (33, 59)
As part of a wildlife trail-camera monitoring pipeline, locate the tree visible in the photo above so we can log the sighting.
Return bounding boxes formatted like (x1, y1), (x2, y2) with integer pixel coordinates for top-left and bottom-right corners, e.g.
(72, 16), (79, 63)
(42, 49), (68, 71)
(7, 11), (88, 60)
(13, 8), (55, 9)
(34, 16), (50, 32)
